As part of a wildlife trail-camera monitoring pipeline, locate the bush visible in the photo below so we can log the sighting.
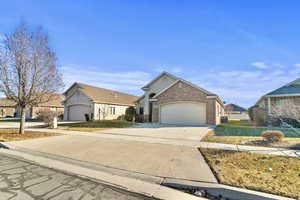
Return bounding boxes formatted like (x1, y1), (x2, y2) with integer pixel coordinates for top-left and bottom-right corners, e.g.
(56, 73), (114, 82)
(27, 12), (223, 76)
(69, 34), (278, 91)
(248, 106), (256, 121)
(252, 107), (267, 126)
(36, 110), (63, 127)
(125, 106), (135, 122)
(261, 130), (284, 143)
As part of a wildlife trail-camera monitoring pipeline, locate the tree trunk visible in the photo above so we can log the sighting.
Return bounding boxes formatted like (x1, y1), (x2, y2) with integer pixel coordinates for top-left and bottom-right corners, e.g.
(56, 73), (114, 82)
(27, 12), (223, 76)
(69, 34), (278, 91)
(19, 107), (26, 134)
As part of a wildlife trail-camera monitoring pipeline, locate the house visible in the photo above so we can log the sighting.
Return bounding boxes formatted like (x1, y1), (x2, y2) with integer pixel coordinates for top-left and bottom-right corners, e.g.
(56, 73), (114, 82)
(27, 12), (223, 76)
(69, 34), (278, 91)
(135, 72), (224, 125)
(0, 98), (17, 117)
(0, 95), (64, 119)
(225, 103), (249, 120)
(24, 94), (65, 119)
(63, 82), (139, 121)
(255, 78), (300, 115)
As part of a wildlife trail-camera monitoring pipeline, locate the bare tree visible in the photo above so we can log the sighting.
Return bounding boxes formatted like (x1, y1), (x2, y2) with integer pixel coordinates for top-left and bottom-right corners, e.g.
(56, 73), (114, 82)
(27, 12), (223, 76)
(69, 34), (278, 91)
(0, 23), (64, 134)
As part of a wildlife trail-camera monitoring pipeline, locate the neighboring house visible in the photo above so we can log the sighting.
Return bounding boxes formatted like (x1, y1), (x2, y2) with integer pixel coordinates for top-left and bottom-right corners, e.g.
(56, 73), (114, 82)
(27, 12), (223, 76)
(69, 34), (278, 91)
(0, 98), (16, 117)
(255, 78), (300, 115)
(225, 104), (249, 120)
(63, 82), (138, 121)
(135, 72), (224, 125)
(24, 94), (65, 119)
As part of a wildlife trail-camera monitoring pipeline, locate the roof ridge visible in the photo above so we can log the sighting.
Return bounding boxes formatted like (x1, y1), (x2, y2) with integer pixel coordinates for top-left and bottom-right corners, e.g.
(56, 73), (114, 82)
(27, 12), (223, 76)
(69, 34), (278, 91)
(76, 82), (138, 97)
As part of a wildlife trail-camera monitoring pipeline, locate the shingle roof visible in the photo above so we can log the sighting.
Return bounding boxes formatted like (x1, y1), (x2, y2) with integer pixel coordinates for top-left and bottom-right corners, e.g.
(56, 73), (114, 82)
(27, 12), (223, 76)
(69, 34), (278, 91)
(225, 104), (247, 112)
(0, 98), (16, 107)
(74, 83), (139, 106)
(266, 78), (300, 96)
(37, 94), (64, 107)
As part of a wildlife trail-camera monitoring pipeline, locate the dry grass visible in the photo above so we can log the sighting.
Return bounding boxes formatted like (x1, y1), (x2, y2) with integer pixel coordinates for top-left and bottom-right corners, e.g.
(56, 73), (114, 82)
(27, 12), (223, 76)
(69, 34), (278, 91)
(200, 148), (300, 198)
(0, 129), (61, 142)
(220, 120), (253, 127)
(202, 130), (300, 146)
(58, 127), (110, 132)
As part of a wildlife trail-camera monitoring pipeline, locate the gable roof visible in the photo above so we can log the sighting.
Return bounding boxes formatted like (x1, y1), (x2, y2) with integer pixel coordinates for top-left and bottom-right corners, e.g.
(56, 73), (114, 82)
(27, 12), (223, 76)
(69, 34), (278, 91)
(0, 98), (16, 107)
(225, 104), (247, 112)
(65, 83), (139, 106)
(265, 78), (300, 96)
(143, 71), (216, 96)
(37, 94), (64, 107)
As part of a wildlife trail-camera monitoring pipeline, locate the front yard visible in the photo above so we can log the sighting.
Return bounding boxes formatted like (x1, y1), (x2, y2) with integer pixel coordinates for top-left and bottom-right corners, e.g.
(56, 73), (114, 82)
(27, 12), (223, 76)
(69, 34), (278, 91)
(59, 120), (135, 132)
(200, 148), (300, 198)
(0, 129), (61, 142)
(202, 130), (300, 149)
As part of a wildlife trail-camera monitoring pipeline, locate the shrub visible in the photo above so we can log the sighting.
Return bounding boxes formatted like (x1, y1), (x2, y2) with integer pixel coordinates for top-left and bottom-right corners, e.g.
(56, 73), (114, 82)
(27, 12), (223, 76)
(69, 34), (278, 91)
(253, 107), (267, 126)
(36, 110), (63, 127)
(261, 130), (284, 142)
(248, 106), (256, 121)
(125, 106), (135, 122)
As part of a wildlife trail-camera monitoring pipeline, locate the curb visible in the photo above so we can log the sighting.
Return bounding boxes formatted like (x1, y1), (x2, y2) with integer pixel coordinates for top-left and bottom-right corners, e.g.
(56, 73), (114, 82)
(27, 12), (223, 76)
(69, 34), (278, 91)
(0, 147), (205, 200)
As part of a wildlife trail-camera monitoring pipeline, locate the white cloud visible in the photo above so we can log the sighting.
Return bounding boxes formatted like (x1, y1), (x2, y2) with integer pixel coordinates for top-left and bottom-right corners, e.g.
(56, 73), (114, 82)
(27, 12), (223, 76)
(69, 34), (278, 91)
(188, 65), (300, 108)
(251, 62), (268, 69)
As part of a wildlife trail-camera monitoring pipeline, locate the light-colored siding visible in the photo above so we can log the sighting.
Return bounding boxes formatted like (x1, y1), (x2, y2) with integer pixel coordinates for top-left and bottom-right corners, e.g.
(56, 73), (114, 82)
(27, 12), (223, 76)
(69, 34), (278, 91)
(93, 103), (129, 120)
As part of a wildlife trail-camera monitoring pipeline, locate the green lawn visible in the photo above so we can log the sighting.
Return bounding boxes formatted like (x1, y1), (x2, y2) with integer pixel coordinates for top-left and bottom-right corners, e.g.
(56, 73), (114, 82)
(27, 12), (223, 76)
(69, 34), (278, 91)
(200, 148), (300, 198)
(219, 119), (253, 127)
(59, 120), (135, 131)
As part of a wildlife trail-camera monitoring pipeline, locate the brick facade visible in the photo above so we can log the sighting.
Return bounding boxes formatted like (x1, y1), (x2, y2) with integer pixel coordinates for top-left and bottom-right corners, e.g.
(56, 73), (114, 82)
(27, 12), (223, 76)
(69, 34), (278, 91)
(151, 80), (217, 125)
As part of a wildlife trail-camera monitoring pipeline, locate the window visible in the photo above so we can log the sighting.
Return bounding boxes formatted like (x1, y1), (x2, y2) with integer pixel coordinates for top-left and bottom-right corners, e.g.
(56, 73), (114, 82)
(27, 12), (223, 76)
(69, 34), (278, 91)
(50, 107), (57, 112)
(139, 107), (144, 115)
(110, 107), (116, 115)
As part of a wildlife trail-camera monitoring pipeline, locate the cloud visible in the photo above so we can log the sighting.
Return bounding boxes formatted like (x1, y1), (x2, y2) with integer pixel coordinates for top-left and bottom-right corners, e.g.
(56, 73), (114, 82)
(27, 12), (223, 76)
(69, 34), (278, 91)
(251, 62), (268, 69)
(61, 65), (151, 95)
(188, 65), (300, 108)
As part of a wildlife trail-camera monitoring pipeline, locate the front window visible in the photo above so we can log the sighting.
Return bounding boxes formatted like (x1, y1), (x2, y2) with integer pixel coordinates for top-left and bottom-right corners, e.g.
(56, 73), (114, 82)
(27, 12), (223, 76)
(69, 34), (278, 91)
(109, 107), (116, 115)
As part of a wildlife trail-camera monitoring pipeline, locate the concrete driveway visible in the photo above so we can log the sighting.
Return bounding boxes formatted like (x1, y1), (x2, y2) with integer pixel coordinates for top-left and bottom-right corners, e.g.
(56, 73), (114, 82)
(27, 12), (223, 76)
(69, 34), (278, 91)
(94, 123), (210, 141)
(6, 132), (217, 183)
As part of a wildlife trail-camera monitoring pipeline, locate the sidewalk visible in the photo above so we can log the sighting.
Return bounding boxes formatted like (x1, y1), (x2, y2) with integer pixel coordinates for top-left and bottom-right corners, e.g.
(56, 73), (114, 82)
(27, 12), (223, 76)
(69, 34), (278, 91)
(25, 127), (300, 157)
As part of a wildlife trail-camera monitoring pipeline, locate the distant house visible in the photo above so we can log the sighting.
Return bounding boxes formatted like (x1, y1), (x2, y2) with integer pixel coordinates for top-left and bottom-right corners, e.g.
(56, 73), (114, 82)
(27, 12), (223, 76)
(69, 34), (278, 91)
(225, 104), (249, 120)
(24, 94), (65, 119)
(135, 72), (224, 125)
(0, 98), (16, 117)
(0, 94), (64, 119)
(255, 78), (300, 115)
(63, 83), (138, 121)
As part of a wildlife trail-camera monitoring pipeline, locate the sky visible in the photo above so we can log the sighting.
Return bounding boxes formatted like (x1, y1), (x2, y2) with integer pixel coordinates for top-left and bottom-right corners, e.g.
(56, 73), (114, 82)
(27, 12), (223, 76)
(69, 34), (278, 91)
(1, 1), (300, 108)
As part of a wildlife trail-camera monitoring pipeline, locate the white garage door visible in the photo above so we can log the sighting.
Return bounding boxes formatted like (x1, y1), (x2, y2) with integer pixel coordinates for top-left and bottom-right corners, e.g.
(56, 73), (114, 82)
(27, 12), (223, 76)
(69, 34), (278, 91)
(68, 105), (90, 121)
(160, 102), (206, 125)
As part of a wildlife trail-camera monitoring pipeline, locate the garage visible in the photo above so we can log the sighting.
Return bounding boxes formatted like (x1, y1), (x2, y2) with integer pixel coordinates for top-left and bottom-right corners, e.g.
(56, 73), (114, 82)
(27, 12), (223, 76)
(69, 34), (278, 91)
(68, 105), (91, 121)
(160, 102), (206, 125)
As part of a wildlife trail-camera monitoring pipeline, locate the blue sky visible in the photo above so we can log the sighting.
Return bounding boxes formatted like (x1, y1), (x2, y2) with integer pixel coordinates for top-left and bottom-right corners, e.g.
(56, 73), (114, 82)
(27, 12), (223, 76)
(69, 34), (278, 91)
(1, 1), (300, 107)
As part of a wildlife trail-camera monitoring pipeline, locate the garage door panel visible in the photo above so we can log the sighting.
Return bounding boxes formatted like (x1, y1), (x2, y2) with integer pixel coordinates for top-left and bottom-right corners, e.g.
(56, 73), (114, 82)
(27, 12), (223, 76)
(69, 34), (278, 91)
(68, 105), (90, 121)
(160, 103), (206, 125)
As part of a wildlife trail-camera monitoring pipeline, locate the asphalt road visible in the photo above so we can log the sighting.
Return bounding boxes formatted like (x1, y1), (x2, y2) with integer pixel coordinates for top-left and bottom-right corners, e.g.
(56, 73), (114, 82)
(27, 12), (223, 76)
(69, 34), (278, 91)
(0, 152), (155, 200)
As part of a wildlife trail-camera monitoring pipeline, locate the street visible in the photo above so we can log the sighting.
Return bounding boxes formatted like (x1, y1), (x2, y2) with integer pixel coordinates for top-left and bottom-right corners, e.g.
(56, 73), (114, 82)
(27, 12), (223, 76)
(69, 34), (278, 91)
(0, 152), (154, 200)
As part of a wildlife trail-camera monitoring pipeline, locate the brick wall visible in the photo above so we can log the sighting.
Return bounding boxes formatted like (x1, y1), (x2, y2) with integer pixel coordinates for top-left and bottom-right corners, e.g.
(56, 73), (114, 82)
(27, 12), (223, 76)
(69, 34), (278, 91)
(152, 80), (217, 125)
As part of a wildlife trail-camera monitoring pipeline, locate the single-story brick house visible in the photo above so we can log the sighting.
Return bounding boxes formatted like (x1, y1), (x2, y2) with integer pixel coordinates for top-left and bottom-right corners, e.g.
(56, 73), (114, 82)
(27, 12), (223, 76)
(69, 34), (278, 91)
(0, 98), (17, 117)
(225, 104), (249, 120)
(63, 82), (138, 121)
(255, 78), (300, 115)
(0, 95), (64, 119)
(24, 94), (65, 119)
(135, 72), (224, 125)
